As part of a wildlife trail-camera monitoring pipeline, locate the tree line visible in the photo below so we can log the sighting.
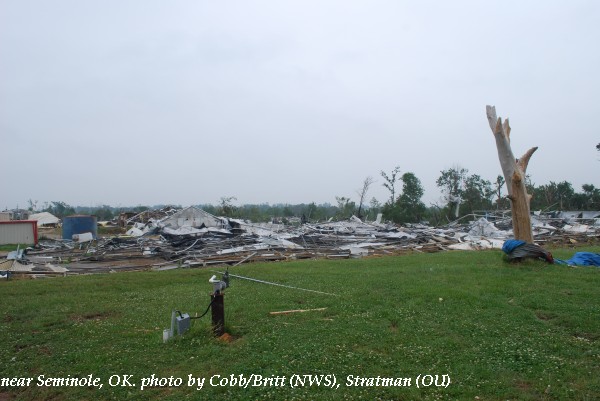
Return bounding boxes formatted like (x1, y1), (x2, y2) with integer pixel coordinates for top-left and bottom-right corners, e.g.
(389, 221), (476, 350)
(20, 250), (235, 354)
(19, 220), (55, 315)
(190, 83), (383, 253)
(28, 165), (599, 226)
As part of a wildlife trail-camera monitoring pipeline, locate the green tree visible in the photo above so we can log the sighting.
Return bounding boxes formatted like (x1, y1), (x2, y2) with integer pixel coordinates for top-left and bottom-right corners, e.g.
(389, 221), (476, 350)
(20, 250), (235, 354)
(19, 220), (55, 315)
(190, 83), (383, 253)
(436, 166), (468, 219)
(238, 205), (263, 222)
(368, 197), (382, 221)
(94, 206), (114, 221)
(132, 205), (149, 214)
(396, 172), (426, 223)
(335, 196), (355, 219)
(534, 181), (575, 210)
(304, 202), (318, 222)
(570, 184), (600, 210)
(462, 174), (493, 214)
(282, 206), (294, 217)
(44, 201), (76, 219)
(493, 175), (509, 209)
(526, 175), (542, 210)
(219, 196), (237, 217)
(581, 184), (600, 209)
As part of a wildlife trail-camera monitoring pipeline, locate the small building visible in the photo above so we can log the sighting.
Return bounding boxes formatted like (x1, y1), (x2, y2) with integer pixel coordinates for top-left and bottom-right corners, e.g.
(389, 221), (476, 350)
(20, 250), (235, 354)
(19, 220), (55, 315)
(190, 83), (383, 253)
(0, 209), (30, 221)
(0, 221), (38, 245)
(29, 212), (61, 227)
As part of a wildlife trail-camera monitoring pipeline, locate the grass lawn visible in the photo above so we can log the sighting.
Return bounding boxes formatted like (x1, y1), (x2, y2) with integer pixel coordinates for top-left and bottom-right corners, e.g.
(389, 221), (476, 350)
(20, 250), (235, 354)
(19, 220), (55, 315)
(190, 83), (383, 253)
(0, 244), (32, 252)
(1, 246), (599, 400)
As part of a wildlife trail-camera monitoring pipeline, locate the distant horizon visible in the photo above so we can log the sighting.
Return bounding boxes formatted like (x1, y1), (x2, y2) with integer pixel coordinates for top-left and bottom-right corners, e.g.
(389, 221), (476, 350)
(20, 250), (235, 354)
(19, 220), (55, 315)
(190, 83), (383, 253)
(6, 193), (600, 215)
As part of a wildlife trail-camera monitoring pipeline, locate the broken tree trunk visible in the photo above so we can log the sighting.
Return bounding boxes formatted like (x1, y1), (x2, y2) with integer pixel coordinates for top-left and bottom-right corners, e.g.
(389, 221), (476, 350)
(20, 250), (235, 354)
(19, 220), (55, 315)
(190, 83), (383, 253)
(486, 105), (537, 243)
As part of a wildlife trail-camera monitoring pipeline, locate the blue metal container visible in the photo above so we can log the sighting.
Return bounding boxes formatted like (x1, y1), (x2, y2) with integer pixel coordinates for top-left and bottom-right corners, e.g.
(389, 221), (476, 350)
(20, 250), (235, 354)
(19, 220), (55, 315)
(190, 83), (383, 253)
(62, 215), (98, 240)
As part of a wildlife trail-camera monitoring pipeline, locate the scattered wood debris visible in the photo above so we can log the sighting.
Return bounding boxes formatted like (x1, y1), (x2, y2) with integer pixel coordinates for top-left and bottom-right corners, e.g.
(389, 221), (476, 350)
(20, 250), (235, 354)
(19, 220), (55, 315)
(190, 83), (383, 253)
(3, 208), (599, 277)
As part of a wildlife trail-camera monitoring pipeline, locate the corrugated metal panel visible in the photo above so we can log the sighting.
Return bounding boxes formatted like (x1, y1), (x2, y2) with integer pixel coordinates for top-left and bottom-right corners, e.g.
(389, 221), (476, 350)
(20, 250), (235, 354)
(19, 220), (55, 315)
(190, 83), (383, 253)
(0, 221), (37, 245)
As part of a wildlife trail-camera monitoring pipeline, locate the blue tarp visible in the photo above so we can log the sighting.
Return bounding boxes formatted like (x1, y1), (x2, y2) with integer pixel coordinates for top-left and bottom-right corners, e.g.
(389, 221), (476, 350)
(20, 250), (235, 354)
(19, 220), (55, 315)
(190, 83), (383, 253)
(501, 240), (554, 263)
(502, 239), (526, 254)
(502, 240), (599, 267)
(555, 252), (600, 266)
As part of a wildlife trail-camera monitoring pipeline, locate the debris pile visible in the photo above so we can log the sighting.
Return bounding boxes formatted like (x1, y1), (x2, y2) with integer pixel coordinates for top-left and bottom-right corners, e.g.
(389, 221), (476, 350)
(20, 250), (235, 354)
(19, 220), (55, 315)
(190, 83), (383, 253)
(2, 207), (599, 277)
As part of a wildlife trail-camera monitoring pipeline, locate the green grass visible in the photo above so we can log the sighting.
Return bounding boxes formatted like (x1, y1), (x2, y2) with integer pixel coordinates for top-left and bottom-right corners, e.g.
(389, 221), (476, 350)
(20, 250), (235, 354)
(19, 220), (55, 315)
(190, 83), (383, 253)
(0, 244), (31, 252)
(1, 247), (599, 400)
(97, 226), (125, 236)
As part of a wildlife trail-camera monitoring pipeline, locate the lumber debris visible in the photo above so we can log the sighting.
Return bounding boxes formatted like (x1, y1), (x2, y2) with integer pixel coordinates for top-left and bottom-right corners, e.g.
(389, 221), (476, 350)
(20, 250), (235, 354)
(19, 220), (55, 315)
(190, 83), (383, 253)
(4, 207), (598, 278)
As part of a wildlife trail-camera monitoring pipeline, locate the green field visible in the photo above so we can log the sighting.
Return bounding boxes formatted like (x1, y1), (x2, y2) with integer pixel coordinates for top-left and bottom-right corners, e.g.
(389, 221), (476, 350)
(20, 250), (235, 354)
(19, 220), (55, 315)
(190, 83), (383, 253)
(1, 247), (599, 400)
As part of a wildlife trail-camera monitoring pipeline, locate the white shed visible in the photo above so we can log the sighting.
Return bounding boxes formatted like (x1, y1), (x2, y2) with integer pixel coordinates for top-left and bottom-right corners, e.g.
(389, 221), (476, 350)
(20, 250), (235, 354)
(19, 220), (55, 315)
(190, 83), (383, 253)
(0, 221), (38, 245)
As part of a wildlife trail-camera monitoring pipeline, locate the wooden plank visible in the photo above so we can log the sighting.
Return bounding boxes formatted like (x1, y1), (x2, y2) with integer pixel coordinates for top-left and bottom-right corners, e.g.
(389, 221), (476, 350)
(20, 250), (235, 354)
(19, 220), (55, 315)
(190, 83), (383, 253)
(269, 308), (327, 315)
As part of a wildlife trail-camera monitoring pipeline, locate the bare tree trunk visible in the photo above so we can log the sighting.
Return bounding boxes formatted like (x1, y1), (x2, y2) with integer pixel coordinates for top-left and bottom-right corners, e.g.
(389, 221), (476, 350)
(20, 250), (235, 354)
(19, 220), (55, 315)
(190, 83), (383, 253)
(356, 176), (374, 219)
(486, 106), (537, 243)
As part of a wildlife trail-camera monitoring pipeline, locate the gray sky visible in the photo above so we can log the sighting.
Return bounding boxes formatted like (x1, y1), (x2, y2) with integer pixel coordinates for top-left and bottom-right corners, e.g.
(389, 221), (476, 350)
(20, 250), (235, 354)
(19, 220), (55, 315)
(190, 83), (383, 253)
(1, 0), (599, 210)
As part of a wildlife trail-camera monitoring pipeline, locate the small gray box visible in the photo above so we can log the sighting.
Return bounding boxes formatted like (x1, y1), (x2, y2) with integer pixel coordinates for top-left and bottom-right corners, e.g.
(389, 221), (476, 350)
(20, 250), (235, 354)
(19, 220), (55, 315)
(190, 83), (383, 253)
(176, 313), (191, 335)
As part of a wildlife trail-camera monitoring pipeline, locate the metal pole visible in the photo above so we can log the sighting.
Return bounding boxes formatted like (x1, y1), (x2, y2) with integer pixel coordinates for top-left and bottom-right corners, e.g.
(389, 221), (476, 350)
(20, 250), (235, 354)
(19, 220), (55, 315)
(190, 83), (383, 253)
(211, 293), (225, 336)
(170, 310), (176, 338)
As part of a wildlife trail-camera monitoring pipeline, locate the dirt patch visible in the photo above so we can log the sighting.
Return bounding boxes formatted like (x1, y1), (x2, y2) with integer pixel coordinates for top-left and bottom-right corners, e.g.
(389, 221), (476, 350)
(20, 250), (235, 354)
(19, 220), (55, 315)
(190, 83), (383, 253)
(217, 332), (238, 344)
(0, 392), (16, 401)
(515, 379), (533, 391)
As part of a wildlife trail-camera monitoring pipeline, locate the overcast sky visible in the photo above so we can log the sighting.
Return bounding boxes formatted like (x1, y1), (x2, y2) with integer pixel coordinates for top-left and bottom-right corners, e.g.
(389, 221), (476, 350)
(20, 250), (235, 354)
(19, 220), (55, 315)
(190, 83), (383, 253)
(1, 0), (599, 210)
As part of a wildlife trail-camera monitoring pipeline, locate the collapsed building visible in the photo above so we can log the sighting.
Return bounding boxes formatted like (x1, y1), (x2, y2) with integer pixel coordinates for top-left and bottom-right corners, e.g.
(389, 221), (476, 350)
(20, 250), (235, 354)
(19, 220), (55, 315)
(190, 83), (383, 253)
(2, 207), (599, 277)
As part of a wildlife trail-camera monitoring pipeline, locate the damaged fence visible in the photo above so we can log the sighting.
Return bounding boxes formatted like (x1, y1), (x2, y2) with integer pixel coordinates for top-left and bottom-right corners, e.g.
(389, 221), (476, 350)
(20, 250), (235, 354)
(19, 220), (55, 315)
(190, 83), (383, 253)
(2, 207), (599, 278)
